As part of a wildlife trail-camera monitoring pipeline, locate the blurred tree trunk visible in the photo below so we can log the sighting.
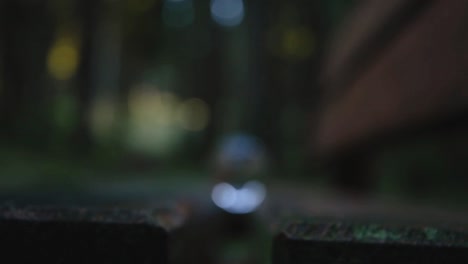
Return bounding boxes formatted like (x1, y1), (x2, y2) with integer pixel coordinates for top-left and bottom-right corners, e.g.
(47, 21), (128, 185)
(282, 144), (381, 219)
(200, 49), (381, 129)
(72, 0), (101, 152)
(193, 0), (224, 159)
(197, 29), (223, 160)
(0, 1), (53, 147)
(0, 1), (22, 140)
(249, 0), (289, 168)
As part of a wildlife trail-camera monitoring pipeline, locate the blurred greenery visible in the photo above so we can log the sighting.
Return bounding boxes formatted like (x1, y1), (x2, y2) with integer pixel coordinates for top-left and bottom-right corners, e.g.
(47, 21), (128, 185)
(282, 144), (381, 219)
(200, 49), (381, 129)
(0, 0), (349, 188)
(1, 0), (466, 210)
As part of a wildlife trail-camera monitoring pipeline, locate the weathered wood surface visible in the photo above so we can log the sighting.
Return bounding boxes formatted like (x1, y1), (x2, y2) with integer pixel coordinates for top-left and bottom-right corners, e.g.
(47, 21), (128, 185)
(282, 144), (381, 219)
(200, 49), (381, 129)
(273, 221), (468, 264)
(316, 0), (468, 158)
(0, 205), (168, 263)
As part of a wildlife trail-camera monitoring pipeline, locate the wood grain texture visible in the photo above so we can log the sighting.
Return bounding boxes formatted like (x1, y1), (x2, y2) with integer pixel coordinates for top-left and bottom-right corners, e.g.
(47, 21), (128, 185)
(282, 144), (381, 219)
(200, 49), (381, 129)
(316, 0), (468, 157)
(273, 221), (468, 264)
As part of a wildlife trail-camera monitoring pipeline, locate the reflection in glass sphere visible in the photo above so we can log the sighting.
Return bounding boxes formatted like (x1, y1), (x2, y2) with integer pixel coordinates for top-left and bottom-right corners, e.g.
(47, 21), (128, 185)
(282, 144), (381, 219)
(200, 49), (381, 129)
(210, 0), (245, 27)
(211, 180), (266, 214)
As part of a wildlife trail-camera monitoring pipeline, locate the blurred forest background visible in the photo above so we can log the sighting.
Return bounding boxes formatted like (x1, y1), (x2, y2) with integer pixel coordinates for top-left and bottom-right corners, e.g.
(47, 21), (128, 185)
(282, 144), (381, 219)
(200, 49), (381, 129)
(0, 0), (467, 210)
(0, 0), (354, 189)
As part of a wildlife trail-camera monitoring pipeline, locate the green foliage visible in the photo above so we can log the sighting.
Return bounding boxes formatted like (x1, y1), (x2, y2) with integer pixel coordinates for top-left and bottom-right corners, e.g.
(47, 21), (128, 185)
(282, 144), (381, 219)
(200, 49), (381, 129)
(353, 224), (402, 242)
